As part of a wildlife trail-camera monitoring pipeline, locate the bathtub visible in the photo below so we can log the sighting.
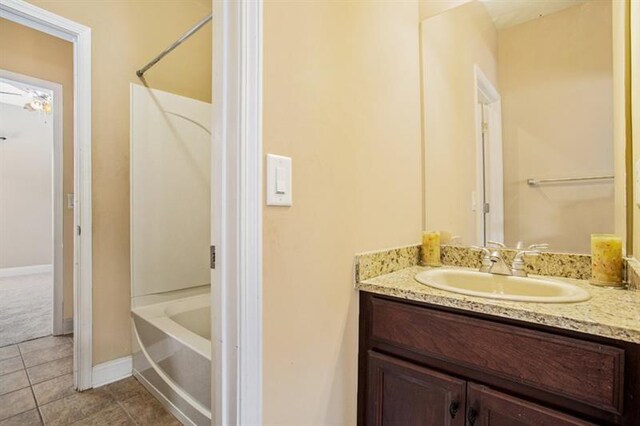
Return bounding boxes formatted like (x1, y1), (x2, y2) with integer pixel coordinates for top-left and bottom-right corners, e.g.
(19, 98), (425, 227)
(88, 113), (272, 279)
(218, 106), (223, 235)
(132, 293), (211, 425)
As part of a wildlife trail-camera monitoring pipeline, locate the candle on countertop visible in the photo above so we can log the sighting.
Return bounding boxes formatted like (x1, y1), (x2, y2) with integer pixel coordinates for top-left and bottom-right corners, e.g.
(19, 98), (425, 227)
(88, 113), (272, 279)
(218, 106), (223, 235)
(590, 234), (623, 286)
(422, 231), (441, 267)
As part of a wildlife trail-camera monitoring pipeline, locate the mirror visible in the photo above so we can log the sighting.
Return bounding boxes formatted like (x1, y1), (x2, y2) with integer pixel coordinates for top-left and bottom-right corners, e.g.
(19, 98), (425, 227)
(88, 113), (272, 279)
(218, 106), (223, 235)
(421, 0), (616, 254)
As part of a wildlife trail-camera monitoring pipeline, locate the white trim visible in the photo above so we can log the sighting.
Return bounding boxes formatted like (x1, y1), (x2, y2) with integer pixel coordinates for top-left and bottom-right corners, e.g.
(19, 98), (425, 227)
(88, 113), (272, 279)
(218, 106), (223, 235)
(52, 79), (64, 337)
(0, 264), (53, 278)
(212, 0), (263, 424)
(0, 0), (94, 391)
(483, 102), (505, 243)
(0, 0), (73, 41)
(63, 317), (74, 335)
(473, 65), (503, 245)
(92, 356), (132, 388)
(474, 101), (485, 246)
(73, 10), (93, 393)
(475, 65), (499, 104)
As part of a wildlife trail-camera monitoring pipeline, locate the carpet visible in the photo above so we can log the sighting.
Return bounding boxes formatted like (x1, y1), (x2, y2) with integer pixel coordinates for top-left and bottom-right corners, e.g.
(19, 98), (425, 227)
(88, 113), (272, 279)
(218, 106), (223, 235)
(0, 272), (52, 347)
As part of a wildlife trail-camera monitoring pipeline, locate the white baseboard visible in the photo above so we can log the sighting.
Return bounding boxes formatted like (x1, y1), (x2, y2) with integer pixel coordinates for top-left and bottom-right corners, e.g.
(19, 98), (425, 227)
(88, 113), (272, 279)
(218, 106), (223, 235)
(63, 318), (74, 335)
(0, 264), (53, 278)
(92, 356), (132, 388)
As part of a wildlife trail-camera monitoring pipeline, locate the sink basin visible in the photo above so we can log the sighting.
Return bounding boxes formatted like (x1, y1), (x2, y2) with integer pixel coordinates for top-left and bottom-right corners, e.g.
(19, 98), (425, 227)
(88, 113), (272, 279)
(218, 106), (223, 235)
(414, 269), (590, 303)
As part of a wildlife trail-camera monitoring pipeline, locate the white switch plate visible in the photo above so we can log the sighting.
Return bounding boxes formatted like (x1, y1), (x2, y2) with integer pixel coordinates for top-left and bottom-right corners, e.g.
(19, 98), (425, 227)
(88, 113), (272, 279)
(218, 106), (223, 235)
(266, 154), (292, 206)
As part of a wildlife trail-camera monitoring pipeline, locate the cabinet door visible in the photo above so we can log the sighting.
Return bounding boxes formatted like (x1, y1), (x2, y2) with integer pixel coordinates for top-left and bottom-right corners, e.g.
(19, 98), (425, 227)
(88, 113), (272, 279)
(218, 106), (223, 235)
(367, 351), (466, 426)
(467, 383), (595, 426)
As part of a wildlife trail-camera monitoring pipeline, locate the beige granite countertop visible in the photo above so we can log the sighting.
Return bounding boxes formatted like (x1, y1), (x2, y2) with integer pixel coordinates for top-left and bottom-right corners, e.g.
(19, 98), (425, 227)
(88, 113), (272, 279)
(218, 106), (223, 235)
(357, 265), (640, 344)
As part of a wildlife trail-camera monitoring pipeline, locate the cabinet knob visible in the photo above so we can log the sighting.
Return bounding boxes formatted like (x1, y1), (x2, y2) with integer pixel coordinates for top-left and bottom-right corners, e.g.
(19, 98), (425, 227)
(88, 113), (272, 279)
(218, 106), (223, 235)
(448, 400), (459, 418)
(467, 407), (478, 425)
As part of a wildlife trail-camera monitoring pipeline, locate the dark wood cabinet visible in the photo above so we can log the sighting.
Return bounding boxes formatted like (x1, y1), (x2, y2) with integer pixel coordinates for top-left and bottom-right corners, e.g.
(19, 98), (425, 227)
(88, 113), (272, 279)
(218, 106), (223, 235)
(367, 351), (466, 426)
(467, 383), (594, 426)
(358, 292), (640, 426)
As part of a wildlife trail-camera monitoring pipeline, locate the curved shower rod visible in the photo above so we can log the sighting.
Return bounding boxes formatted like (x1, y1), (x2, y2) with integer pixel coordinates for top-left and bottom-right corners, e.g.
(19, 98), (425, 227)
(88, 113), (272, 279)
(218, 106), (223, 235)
(136, 13), (212, 78)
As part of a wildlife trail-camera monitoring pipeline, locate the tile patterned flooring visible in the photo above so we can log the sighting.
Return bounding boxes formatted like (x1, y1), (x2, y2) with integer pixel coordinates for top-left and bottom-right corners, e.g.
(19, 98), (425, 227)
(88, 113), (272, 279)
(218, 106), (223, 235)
(0, 336), (179, 425)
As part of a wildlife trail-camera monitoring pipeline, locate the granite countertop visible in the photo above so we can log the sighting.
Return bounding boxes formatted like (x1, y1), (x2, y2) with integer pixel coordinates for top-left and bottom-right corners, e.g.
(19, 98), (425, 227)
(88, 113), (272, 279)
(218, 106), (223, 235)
(357, 265), (640, 344)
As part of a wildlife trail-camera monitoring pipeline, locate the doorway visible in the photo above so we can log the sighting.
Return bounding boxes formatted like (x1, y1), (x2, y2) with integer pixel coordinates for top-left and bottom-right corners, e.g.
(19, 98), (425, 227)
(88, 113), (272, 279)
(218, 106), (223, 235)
(0, 1), (93, 391)
(0, 72), (65, 346)
(474, 65), (505, 246)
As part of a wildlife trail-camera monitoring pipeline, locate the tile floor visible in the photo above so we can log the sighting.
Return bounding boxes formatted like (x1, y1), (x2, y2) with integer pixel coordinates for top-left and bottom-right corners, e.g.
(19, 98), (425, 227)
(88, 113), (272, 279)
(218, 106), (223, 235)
(0, 336), (179, 425)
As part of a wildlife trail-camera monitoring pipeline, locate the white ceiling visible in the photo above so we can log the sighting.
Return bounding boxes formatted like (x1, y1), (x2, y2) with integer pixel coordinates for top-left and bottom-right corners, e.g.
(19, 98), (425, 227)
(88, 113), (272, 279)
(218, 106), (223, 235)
(480, 0), (590, 30)
(0, 79), (52, 108)
(0, 81), (29, 108)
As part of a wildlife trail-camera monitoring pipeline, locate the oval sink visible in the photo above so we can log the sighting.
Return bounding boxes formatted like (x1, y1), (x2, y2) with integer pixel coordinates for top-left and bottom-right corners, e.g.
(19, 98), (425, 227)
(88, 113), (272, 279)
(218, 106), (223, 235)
(414, 269), (590, 303)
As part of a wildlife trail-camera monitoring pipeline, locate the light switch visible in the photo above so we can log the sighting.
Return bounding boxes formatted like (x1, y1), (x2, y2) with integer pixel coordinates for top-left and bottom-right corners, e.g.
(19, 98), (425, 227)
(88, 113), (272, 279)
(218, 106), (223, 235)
(276, 166), (286, 194)
(267, 154), (292, 206)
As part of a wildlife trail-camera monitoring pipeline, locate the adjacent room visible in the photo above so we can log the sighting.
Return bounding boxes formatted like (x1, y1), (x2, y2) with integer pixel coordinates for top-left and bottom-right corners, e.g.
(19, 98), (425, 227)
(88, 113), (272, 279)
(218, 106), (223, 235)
(0, 75), (57, 346)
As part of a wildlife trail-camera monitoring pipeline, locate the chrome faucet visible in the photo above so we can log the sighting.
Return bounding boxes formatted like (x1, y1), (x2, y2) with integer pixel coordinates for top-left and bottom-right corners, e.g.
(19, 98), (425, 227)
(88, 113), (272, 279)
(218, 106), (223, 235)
(511, 244), (548, 277)
(473, 242), (508, 274)
(473, 242), (548, 277)
(484, 241), (510, 276)
(472, 246), (492, 272)
(488, 249), (512, 276)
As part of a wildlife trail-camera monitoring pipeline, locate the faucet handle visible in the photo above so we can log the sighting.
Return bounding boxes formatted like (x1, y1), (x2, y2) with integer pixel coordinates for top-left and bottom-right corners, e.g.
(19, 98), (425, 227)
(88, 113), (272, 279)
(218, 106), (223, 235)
(471, 246), (491, 256)
(514, 249), (541, 261)
(527, 243), (549, 251)
(487, 241), (506, 248)
(471, 246), (492, 273)
(511, 249), (541, 277)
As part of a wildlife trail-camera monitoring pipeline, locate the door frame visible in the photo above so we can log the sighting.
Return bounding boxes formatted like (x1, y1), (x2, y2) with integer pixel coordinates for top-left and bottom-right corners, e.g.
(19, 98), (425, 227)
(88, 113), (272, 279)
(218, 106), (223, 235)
(0, 0), (93, 391)
(474, 64), (504, 245)
(212, 0), (263, 424)
(0, 70), (64, 336)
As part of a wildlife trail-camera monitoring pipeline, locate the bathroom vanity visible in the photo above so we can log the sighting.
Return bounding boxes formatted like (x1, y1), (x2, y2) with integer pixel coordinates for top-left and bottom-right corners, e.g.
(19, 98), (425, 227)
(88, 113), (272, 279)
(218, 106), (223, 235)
(354, 0), (640, 423)
(357, 291), (640, 425)
(354, 247), (640, 426)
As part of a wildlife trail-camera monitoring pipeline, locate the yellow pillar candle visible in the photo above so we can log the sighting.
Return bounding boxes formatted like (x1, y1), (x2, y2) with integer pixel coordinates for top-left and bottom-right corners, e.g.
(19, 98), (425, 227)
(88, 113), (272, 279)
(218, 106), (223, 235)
(590, 234), (623, 286)
(422, 231), (441, 267)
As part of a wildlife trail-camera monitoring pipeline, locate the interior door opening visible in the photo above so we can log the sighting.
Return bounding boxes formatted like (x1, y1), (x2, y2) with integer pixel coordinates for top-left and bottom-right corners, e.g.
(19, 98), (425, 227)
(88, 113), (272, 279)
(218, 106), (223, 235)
(475, 65), (504, 246)
(0, 70), (69, 347)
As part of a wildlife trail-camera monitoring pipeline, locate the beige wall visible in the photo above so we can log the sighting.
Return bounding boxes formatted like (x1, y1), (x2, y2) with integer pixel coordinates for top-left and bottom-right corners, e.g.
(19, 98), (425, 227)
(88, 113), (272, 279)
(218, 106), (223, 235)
(500, 1), (614, 254)
(0, 19), (74, 318)
(263, 0), (423, 424)
(421, 1), (498, 245)
(21, 0), (212, 364)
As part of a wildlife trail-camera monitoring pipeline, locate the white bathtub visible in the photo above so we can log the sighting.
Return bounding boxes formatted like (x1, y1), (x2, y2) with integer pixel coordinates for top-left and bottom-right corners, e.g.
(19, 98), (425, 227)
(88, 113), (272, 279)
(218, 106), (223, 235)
(132, 293), (211, 425)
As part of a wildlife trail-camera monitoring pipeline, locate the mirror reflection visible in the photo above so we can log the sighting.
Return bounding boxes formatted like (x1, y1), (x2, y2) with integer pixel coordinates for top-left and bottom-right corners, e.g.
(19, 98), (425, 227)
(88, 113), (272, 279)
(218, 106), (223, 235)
(421, 0), (614, 254)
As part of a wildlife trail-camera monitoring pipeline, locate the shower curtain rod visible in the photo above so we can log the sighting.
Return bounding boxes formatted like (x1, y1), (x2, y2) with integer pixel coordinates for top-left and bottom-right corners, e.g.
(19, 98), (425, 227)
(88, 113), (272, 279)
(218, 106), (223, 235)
(136, 13), (212, 78)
